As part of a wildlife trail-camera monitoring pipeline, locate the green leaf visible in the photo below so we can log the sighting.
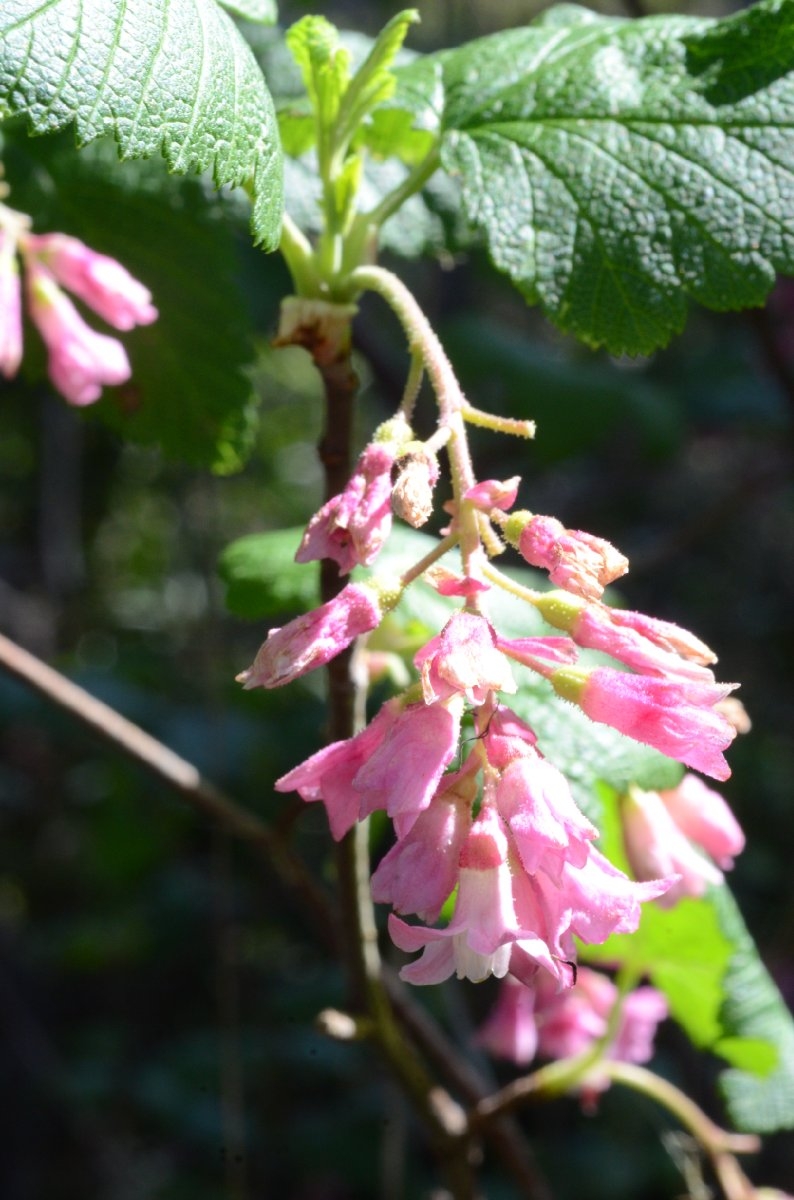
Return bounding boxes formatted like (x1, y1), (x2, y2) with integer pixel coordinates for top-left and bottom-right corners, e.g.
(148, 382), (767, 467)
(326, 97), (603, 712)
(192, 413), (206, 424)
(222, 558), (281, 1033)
(389, 0), (794, 355)
(0, 0), (283, 249)
(334, 10), (419, 147)
(4, 128), (259, 471)
(713, 885), (794, 1132)
(583, 823), (794, 1131)
(219, 527), (319, 619)
(286, 16), (351, 132)
(217, 0), (277, 25)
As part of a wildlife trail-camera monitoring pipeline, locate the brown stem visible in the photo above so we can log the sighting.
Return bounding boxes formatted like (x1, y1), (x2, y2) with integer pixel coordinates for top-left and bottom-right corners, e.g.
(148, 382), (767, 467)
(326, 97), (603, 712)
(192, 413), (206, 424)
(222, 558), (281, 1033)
(278, 298), (479, 1199)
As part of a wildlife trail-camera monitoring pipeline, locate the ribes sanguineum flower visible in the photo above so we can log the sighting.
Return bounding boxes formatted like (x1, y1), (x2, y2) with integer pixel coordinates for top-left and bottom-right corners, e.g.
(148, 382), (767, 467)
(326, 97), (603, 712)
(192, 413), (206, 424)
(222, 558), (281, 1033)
(495, 751), (598, 878)
(621, 775), (744, 905)
(534, 591), (717, 683)
(370, 760), (477, 921)
(0, 206), (157, 405)
(415, 611), (516, 705)
(295, 441), (396, 574)
(659, 773), (744, 869)
(26, 261), (132, 406)
(23, 232), (158, 330)
(548, 666), (737, 781)
(388, 805), (522, 984)
(476, 976), (538, 1065)
(274, 699), (401, 839)
(237, 579), (398, 689)
(504, 512), (628, 601)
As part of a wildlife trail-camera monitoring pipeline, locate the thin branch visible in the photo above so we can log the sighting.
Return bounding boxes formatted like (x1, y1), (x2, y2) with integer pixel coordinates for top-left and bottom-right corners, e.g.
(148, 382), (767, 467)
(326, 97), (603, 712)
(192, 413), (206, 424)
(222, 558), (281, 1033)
(0, 631), (335, 946)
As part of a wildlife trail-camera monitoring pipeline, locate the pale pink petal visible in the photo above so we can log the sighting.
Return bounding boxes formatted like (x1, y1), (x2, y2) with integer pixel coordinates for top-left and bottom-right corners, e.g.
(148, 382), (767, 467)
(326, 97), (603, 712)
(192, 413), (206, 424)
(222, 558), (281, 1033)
(24, 233), (157, 329)
(659, 773), (745, 869)
(353, 701), (460, 828)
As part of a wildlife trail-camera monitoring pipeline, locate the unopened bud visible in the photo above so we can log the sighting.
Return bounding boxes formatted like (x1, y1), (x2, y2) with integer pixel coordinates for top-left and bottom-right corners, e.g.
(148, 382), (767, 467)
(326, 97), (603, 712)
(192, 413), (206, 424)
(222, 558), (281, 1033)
(392, 449), (439, 528)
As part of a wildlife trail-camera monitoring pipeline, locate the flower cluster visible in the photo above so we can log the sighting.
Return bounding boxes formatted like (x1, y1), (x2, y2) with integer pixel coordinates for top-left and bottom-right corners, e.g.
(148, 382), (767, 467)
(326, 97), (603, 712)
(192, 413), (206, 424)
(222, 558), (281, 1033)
(241, 432), (743, 999)
(477, 967), (668, 1094)
(0, 198), (157, 405)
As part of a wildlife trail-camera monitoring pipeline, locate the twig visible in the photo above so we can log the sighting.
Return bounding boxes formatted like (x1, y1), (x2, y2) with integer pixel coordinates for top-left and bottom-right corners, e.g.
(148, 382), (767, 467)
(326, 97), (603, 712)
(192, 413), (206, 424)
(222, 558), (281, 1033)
(0, 631), (335, 947)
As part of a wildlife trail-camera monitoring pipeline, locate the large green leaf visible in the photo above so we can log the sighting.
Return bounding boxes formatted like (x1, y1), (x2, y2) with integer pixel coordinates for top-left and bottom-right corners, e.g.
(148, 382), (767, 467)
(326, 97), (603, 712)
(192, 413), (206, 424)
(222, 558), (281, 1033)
(0, 0), (283, 249)
(713, 885), (794, 1132)
(388, 0), (794, 355)
(3, 128), (259, 471)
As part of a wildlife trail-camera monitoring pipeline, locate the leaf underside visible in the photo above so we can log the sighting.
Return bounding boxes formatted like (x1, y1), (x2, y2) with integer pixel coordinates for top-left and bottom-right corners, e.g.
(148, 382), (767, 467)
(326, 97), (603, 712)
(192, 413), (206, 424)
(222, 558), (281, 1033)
(0, 0), (283, 248)
(389, 0), (794, 355)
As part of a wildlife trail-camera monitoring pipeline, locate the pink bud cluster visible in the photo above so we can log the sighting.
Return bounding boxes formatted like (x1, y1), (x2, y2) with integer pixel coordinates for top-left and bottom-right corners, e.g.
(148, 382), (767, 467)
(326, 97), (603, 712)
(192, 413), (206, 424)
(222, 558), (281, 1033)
(241, 461), (743, 1003)
(0, 214), (157, 406)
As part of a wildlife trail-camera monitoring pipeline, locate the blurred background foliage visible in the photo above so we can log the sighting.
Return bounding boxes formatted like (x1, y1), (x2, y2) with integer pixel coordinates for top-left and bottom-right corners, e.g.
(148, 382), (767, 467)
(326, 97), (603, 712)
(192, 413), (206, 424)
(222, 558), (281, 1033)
(1, 0), (794, 1197)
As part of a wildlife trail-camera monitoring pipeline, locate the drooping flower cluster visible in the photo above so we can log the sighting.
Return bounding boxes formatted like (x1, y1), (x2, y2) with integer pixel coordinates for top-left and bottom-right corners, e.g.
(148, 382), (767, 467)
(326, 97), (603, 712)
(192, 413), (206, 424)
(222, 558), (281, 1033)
(477, 968), (668, 1093)
(0, 198), (157, 405)
(241, 420), (743, 1003)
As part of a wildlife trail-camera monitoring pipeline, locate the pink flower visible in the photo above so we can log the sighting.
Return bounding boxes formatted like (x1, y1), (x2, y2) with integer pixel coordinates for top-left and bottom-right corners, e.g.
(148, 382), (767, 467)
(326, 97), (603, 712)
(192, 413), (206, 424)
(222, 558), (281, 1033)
(353, 700), (461, 835)
(495, 752), (598, 878)
(26, 261), (131, 405)
(496, 633), (579, 674)
(370, 760), (476, 921)
(388, 805), (520, 984)
(534, 968), (667, 1083)
(415, 611), (516, 705)
(464, 477), (520, 512)
(535, 593), (717, 682)
(274, 700), (400, 839)
(23, 232), (158, 330)
(528, 847), (674, 951)
(0, 230), (22, 378)
(622, 785), (722, 906)
(611, 986), (669, 1066)
(294, 443), (395, 574)
(481, 704), (538, 769)
(237, 581), (388, 689)
(659, 773), (744, 869)
(476, 977), (538, 1065)
(510, 513), (628, 601)
(550, 666), (737, 781)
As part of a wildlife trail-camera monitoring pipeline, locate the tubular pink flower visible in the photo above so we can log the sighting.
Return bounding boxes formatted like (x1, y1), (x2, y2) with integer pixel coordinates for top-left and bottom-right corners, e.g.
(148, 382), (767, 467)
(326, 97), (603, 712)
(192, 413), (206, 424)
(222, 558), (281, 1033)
(496, 752), (598, 878)
(0, 230), (22, 378)
(622, 786), (723, 907)
(26, 261), (131, 405)
(353, 700), (461, 835)
(425, 566), (490, 598)
(496, 634), (579, 674)
(371, 761), (476, 921)
(388, 805), (520, 984)
(611, 986), (669, 1065)
(476, 977), (538, 1065)
(23, 232), (158, 330)
(464, 477), (520, 512)
(237, 581), (387, 689)
(415, 611), (516, 705)
(508, 513), (628, 601)
(481, 705), (538, 770)
(274, 699), (399, 839)
(528, 847), (674, 952)
(536, 592), (717, 683)
(551, 665), (737, 781)
(659, 773), (745, 869)
(295, 443), (395, 573)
